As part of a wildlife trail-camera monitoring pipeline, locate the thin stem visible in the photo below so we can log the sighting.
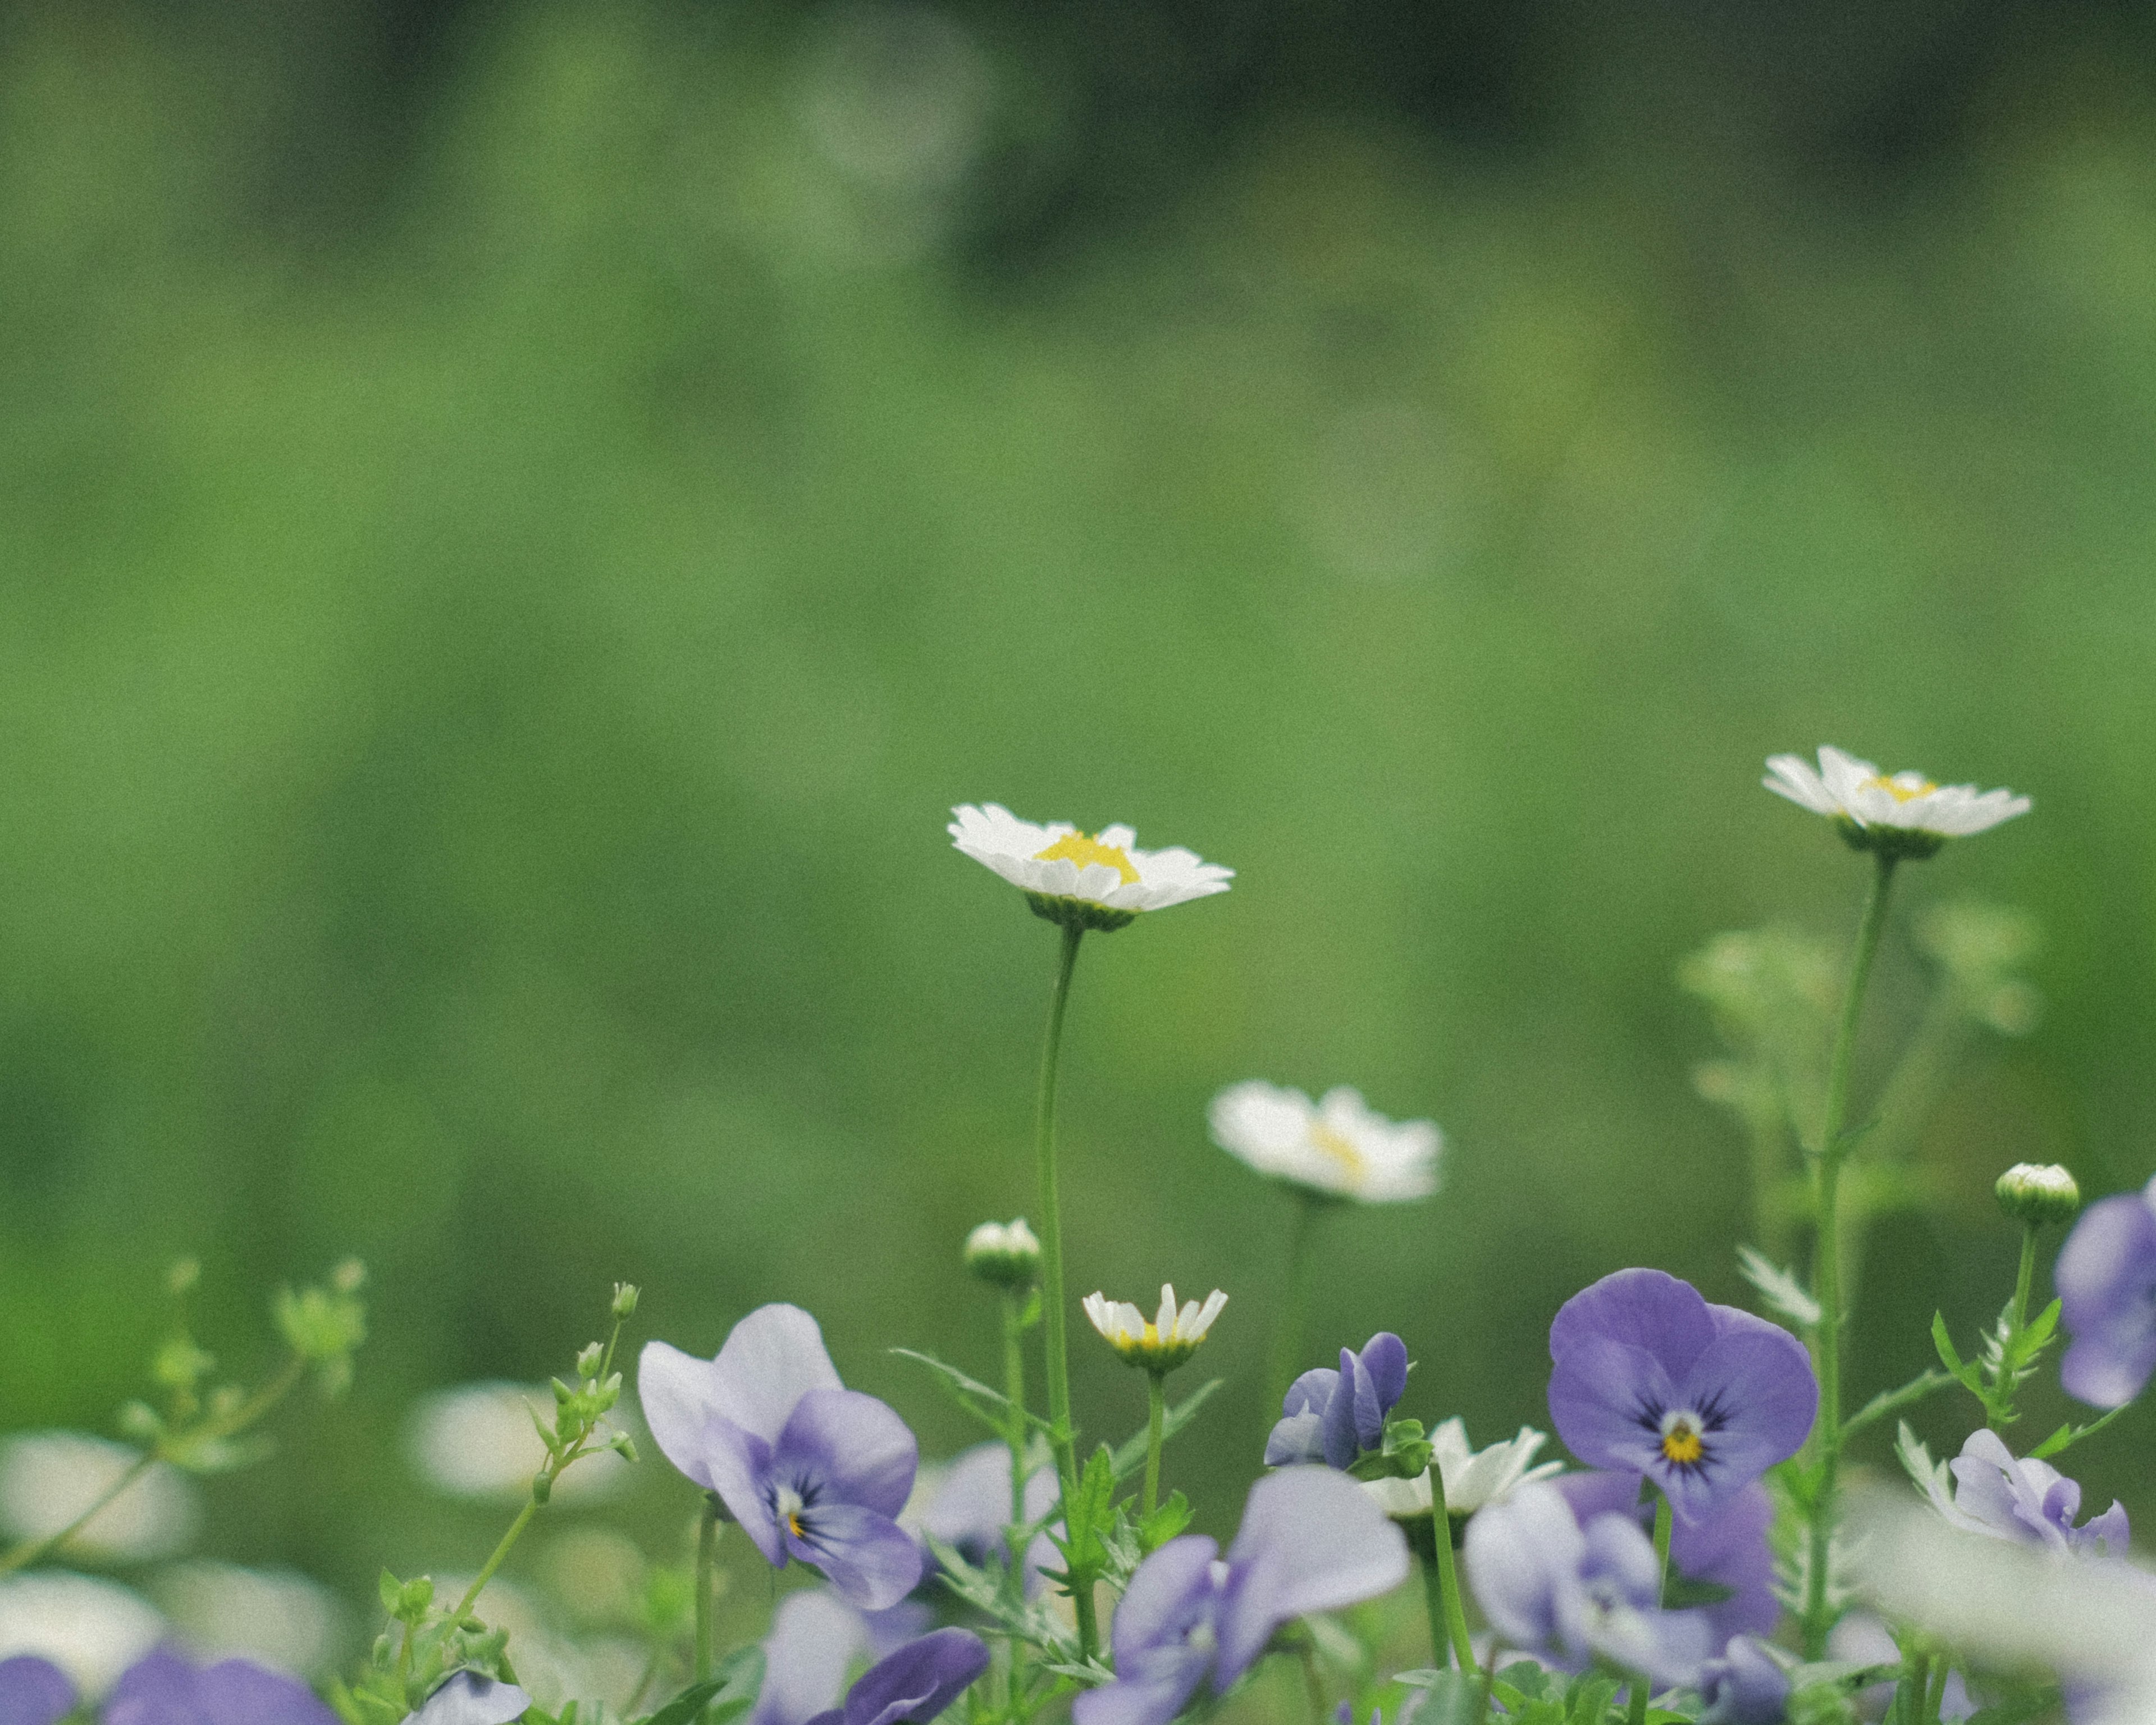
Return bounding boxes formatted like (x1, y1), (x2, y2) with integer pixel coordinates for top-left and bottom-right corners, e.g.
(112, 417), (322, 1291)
(1897, 1652), (1930, 1725)
(1803, 850), (1898, 1658)
(1141, 1373), (1167, 1518)
(1002, 1290), (1030, 1530)
(1296, 1643), (1327, 1725)
(1650, 1492), (1673, 1598)
(1269, 1193), (1324, 1406)
(1426, 1474), (1476, 1671)
(695, 1497), (719, 1682)
(453, 1500), (538, 1623)
(1419, 1537), (1452, 1674)
(2011, 1225), (2038, 1331)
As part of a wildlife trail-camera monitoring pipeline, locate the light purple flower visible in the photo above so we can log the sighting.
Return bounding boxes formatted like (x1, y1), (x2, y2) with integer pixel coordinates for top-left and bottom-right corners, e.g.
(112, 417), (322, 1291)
(750, 1587), (935, 1725)
(919, 1443), (1059, 1596)
(1827, 1614), (1974, 1724)
(640, 1305), (923, 1610)
(1546, 1270), (1816, 1523)
(1265, 1334), (1410, 1469)
(0, 1657), (74, 1725)
(798, 1630), (987, 1725)
(1462, 1482), (1711, 1685)
(2057, 1179), (2156, 1409)
(1072, 1468), (1410, 1725)
(1554, 1472), (1776, 1645)
(408, 1673), (531, 1725)
(105, 1650), (340, 1725)
(1696, 1637), (1788, 1725)
(1930, 1429), (2129, 1557)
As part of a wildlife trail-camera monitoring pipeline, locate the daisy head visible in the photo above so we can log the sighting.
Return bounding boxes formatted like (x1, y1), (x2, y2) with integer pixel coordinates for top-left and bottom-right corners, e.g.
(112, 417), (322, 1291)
(1762, 747), (2030, 860)
(1081, 1284), (1228, 1373)
(947, 805), (1232, 932)
(1208, 1081), (1440, 1203)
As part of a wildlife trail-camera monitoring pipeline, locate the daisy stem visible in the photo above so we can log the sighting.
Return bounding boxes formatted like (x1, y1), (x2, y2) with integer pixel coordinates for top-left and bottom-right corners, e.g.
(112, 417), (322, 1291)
(1002, 1288), (1030, 1532)
(1803, 850), (1898, 1658)
(1141, 1371), (1167, 1517)
(1269, 1191), (1323, 1405)
(695, 1495), (719, 1682)
(1033, 919), (1098, 1659)
(2011, 1222), (2039, 1332)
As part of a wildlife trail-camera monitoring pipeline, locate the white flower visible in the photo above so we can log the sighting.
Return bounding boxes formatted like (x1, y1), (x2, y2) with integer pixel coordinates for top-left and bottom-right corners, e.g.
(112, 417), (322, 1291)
(1081, 1284), (1228, 1371)
(1208, 1081), (1440, 1203)
(1763, 746), (2030, 852)
(947, 804), (1232, 930)
(0, 1431), (198, 1562)
(0, 1572), (163, 1696)
(1363, 1420), (1564, 1519)
(405, 1382), (631, 1503)
(152, 1562), (346, 1676)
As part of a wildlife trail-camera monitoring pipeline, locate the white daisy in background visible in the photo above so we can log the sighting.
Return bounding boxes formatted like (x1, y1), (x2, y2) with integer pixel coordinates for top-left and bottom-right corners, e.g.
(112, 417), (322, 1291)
(1208, 1081), (1441, 1203)
(405, 1382), (631, 1503)
(151, 1562), (346, 1677)
(1763, 746), (2030, 857)
(1081, 1284), (1228, 1372)
(0, 1572), (164, 1696)
(947, 804), (1232, 931)
(0, 1431), (199, 1562)
(1363, 1420), (1564, 1521)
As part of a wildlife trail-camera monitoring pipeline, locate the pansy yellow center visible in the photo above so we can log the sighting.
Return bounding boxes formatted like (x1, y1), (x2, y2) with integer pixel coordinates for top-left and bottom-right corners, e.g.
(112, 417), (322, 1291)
(773, 1485), (808, 1538)
(1861, 772), (1938, 804)
(1034, 831), (1139, 885)
(1660, 1415), (1704, 1466)
(1309, 1122), (1369, 1185)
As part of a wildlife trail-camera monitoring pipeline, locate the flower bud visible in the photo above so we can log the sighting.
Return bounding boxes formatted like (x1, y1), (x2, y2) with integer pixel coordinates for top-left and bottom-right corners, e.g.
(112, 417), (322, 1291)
(963, 1219), (1042, 1289)
(611, 1283), (640, 1320)
(1995, 1162), (2081, 1227)
(575, 1342), (605, 1380)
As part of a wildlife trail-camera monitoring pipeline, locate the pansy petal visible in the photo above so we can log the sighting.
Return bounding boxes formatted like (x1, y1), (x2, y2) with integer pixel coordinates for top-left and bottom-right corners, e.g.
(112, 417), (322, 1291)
(108, 1651), (207, 1725)
(198, 1663), (339, 1725)
(1463, 1484), (1583, 1652)
(0, 1659), (75, 1725)
(1355, 1334), (1409, 1444)
(704, 1418), (783, 1563)
(1670, 1327), (1817, 1509)
(1070, 1645), (1212, 1725)
(710, 1306), (844, 1445)
(1281, 1369), (1338, 1420)
(1550, 1270), (1718, 1378)
(1547, 1335), (1679, 1476)
(1108, 1536), (1221, 1664)
(838, 1630), (988, 1725)
(776, 1389), (919, 1520)
(408, 1675), (531, 1725)
(2057, 1190), (2156, 1409)
(1321, 1351), (1363, 1470)
(791, 1503), (924, 1611)
(1264, 1412), (1327, 1467)
(638, 1342), (728, 1487)
(1216, 1470), (1409, 1687)
(752, 1592), (867, 1725)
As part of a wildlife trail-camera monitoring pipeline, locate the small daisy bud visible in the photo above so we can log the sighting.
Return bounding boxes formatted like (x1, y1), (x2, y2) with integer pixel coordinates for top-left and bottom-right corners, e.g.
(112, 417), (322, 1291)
(963, 1219), (1042, 1288)
(1995, 1163), (2081, 1227)
(611, 1283), (640, 1320)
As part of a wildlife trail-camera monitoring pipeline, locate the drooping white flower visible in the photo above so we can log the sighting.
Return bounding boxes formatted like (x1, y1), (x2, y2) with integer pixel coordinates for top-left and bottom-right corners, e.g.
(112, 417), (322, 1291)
(0, 1431), (198, 1562)
(405, 1382), (629, 1503)
(1365, 1419), (1565, 1520)
(1762, 746), (2030, 855)
(1208, 1081), (1440, 1203)
(1081, 1284), (1228, 1371)
(947, 804), (1232, 930)
(0, 1572), (163, 1696)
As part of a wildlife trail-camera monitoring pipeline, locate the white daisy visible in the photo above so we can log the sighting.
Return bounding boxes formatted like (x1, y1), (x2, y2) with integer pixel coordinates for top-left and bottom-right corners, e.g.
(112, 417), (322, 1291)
(0, 1431), (198, 1562)
(1208, 1081), (1441, 1203)
(947, 804), (1232, 931)
(1362, 1419), (1564, 1521)
(1763, 746), (2030, 857)
(1081, 1284), (1228, 1372)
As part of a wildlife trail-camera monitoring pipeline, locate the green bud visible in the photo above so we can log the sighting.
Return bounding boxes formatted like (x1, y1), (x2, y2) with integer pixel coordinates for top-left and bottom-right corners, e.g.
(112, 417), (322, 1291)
(1996, 1163), (2080, 1227)
(575, 1343), (604, 1380)
(532, 1470), (552, 1505)
(274, 1279), (368, 1364)
(551, 1377), (575, 1405)
(611, 1283), (640, 1320)
(963, 1219), (1042, 1289)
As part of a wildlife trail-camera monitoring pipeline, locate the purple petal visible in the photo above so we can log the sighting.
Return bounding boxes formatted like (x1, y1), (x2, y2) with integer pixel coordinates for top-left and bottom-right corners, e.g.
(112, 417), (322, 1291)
(2080, 1499), (2132, 1558)
(1550, 1270), (1718, 1379)
(1547, 1335), (1677, 1477)
(1663, 1327), (1816, 1518)
(921, 1444), (1015, 1555)
(1552, 1471), (1643, 1525)
(752, 1592), (869, 1725)
(775, 1390), (918, 1521)
(1669, 1484), (1777, 1642)
(1463, 1484), (1583, 1658)
(1108, 1535), (1221, 1666)
(1264, 1413), (1327, 1467)
(198, 1663), (339, 1725)
(705, 1418), (785, 1563)
(1281, 1370), (1339, 1420)
(1321, 1350), (1363, 1470)
(711, 1306), (845, 1444)
(838, 1630), (987, 1725)
(409, 1675), (530, 1725)
(1357, 1335), (1409, 1432)
(0, 1659), (75, 1725)
(790, 1503), (924, 1610)
(2057, 1191), (2156, 1409)
(1070, 1645), (1213, 1725)
(639, 1341), (729, 1489)
(1697, 1636), (1788, 1725)
(1216, 1469), (1409, 1688)
(110, 1650), (209, 1725)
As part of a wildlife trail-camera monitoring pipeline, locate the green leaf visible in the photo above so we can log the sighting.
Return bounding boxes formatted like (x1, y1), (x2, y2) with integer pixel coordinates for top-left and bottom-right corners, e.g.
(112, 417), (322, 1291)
(1930, 1312), (1986, 1399)
(1135, 1489), (1191, 1553)
(890, 1350), (1050, 1439)
(1109, 1380), (1223, 1481)
(1410, 1672), (1483, 1725)
(1840, 1368), (1955, 1443)
(637, 1647), (764, 1725)
(2028, 1403), (2127, 1462)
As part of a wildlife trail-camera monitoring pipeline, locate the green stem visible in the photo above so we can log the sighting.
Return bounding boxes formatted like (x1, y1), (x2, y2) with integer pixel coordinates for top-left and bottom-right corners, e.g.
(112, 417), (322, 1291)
(1269, 1193), (1324, 1405)
(1623, 1496), (1673, 1725)
(1803, 850), (1898, 1658)
(453, 1500), (538, 1623)
(1141, 1372), (1167, 1518)
(1426, 1475), (1475, 1671)
(1002, 1290), (1030, 1531)
(695, 1497), (719, 1682)
(1296, 1643), (1327, 1725)
(2011, 1224), (2038, 1331)
(1897, 1652), (1930, 1725)
(1031, 920), (1094, 1658)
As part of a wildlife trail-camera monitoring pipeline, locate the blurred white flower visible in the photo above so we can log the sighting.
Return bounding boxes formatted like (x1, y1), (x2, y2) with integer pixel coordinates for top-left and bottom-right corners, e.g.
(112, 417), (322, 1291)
(1208, 1081), (1440, 1203)
(1763, 747), (2030, 844)
(151, 1562), (346, 1677)
(0, 1572), (163, 1696)
(948, 805), (1232, 928)
(405, 1383), (629, 1503)
(1363, 1420), (1563, 1519)
(1081, 1285), (1227, 1372)
(431, 1577), (641, 1713)
(0, 1432), (198, 1562)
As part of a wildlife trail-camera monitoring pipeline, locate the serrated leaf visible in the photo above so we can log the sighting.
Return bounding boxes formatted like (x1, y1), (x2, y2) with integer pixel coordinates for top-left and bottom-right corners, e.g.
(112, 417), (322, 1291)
(1135, 1489), (1192, 1553)
(891, 1349), (1052, 1440)
(1410, 1671), (1483, 1725)
(1737, 1246), (1822, 1330)
(1109, 1380), (1223, 1481)
(1895, 1421), (1958, 1523)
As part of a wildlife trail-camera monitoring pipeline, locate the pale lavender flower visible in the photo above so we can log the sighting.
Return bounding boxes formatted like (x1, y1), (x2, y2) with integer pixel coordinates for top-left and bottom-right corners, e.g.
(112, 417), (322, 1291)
(1554, 1472), (1777, 1644)
(1072, 1468), (1409, 1725)
(1546, 1270), (1816, 1522)
(639, 1305), (922, 1610)
(750, 1592), (868, 1725)
(2058, 1179), (2156, 1409)
(1926, 1429), (2130, 1557)
(919, 1443), (1058, 1596)
(798, 1630), (987, 1725)
(1695, 1637), (1788, 1725)
(1265, 1334), (1409, 1469)
(0, 1658), (74, 1725)
(408, 1673), (531, 1725)
(104, 1650), (340, 1725)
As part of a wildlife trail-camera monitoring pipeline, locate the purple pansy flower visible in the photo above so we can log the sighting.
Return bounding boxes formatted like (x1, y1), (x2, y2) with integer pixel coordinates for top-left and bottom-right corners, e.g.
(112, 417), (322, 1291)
(1462, 1481), (1711, 1684)
(106, 1651), (341, 1725)
(1264, 1334), (1410, 1469)
(1073, 1468), (1410, 1725)
(0, 1658), (75, 1725)
(1924, 1429), (2129, 1558)
(640, 1304), (924, 1610)
(2057, 1179), (2156, 1409)
(1696, 1637), (1788, 1725)
(750, 1590), (934, 1725)
(1555, 1472), (1777, 1644)
(920, 1442), (1060, 1596)
(408, 1673), (532, 1725)
(1546, 1270), (1816, 1523)
(798, 1630), (987, 1725)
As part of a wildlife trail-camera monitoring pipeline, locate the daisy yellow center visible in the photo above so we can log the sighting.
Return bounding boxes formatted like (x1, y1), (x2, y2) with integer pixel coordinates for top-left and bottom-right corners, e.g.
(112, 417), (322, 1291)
(1861, 773), (1937, 804)
(1309, 1122), (1369, 1185)
(1660, 1417), (1704, 1466)
(1034, 832), (1139, 885)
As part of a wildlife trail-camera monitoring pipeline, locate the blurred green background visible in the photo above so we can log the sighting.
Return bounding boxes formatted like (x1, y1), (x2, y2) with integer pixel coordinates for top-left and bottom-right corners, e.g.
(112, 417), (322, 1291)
(4, 0), (2155, 1665)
